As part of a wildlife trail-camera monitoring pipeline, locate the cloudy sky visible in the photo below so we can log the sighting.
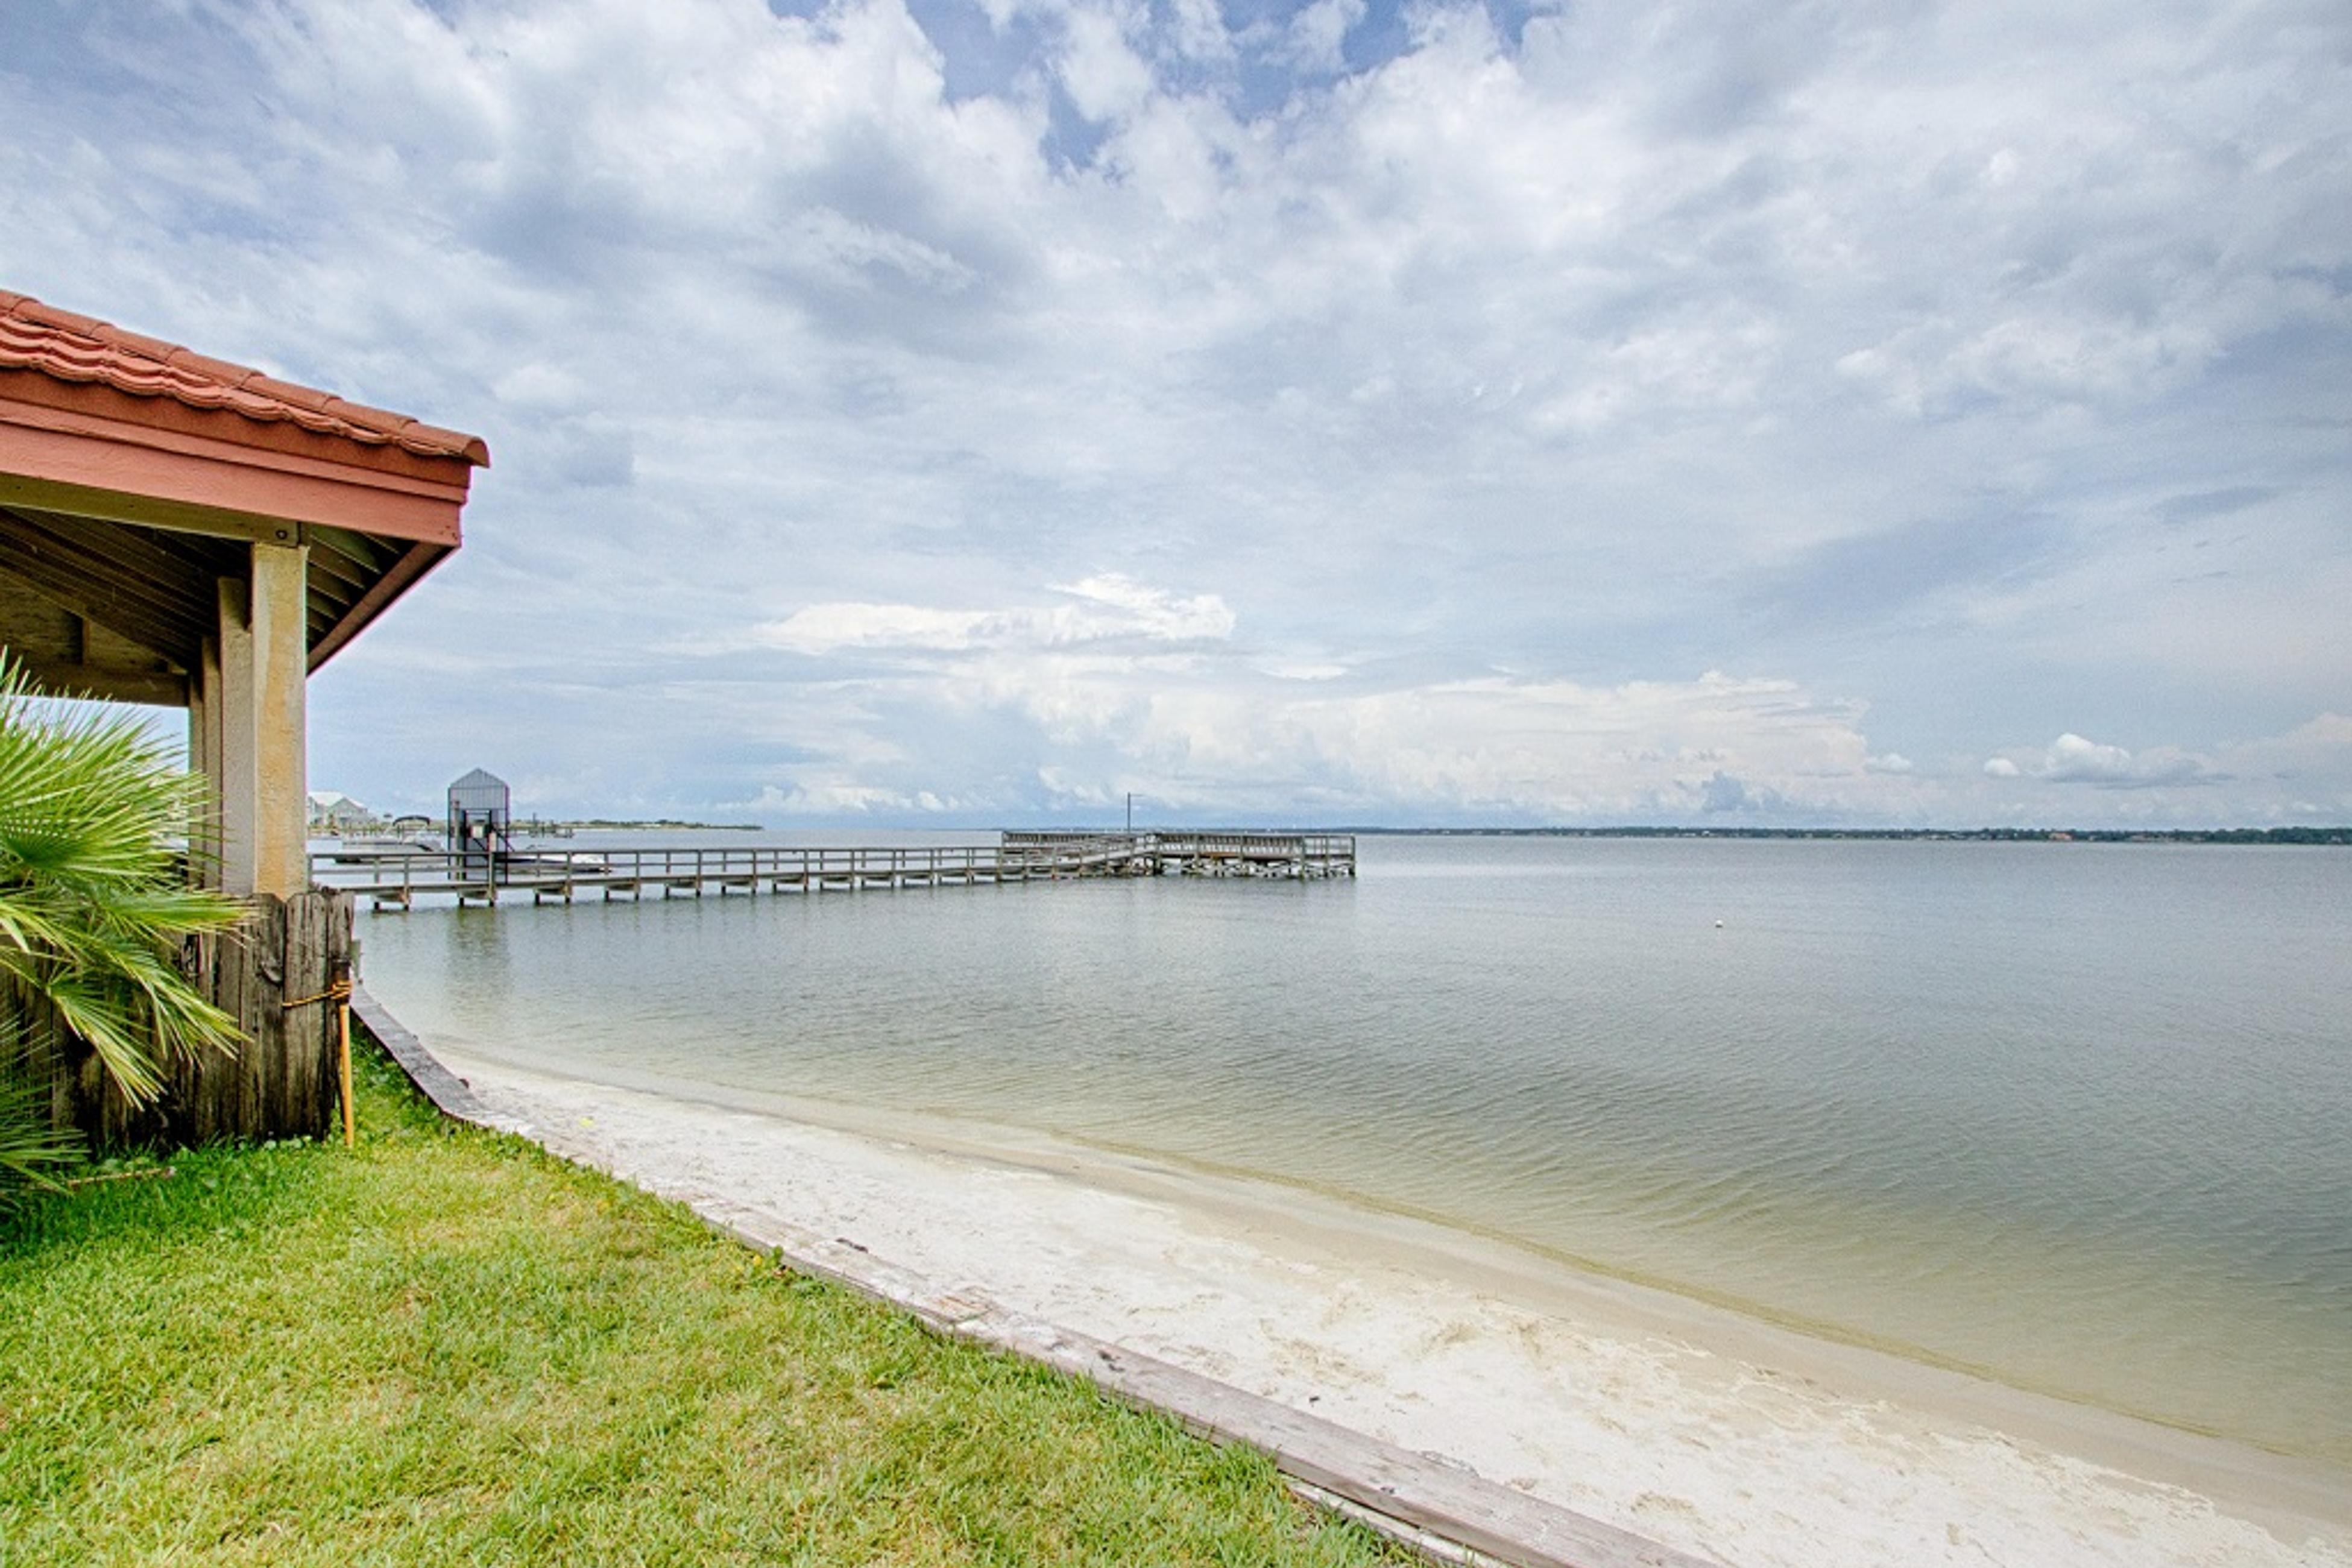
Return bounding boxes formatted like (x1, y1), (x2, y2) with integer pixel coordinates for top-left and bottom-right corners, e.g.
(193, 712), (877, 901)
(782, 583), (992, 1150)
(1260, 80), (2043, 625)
(3, 0), (2347, 826)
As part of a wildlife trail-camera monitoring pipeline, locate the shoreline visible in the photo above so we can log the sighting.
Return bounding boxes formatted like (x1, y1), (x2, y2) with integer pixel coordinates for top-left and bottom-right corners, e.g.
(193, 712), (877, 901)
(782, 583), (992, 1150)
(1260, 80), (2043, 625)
(426, 1037), (2348, 1568)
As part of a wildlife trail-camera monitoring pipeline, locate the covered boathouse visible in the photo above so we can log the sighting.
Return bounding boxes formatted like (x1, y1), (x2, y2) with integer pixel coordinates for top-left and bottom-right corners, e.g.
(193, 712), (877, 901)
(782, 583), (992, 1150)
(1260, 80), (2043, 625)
(0, 289), (487, 1142)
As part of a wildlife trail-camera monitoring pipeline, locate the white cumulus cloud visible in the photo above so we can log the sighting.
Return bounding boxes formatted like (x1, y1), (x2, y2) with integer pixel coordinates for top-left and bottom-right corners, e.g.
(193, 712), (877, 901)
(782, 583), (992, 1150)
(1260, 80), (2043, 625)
(751, 576), (1236, 656)
(2038, 733), (2219, 789)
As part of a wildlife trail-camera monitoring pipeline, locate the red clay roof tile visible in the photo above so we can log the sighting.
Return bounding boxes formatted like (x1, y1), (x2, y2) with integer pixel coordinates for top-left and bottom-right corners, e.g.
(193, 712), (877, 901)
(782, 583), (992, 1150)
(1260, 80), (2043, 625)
(0, 289), (490, 467)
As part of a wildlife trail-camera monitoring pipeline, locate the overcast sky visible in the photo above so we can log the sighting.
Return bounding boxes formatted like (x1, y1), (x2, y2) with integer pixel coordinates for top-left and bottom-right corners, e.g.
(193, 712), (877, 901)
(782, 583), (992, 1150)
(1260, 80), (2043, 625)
(4, 0), (2347, 826)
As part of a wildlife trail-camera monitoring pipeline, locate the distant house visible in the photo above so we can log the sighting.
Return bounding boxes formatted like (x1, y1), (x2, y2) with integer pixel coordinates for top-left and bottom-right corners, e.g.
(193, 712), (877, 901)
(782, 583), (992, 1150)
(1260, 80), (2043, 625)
(307, 790), (377, 833)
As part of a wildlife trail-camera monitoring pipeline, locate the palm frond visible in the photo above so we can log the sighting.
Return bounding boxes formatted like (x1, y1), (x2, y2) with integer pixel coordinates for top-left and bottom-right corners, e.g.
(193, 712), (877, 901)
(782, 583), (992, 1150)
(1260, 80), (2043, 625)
(0, 1015), (80, 1201)
(0, 1086), (79, 1201)
(0, 653), (247, 1113)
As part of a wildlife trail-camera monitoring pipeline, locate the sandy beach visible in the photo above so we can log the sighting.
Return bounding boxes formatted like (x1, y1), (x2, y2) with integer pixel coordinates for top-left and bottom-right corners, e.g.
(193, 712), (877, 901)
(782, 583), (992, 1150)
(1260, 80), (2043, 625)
(420, 1039), (2350, 1568)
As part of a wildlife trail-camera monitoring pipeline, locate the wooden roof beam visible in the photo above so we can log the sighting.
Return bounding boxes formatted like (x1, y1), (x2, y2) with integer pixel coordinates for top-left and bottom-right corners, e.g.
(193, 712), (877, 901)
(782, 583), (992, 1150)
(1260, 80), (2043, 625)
(6, 647), (188, 707)
(0, 505), (227, 625)
(0, 523), (207, 669)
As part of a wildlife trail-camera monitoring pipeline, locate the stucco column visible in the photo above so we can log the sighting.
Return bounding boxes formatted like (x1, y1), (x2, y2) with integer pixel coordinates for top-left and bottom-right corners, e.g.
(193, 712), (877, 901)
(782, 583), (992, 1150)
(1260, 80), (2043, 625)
(214, 541), (309, 898)
(186, 634), (222, 885)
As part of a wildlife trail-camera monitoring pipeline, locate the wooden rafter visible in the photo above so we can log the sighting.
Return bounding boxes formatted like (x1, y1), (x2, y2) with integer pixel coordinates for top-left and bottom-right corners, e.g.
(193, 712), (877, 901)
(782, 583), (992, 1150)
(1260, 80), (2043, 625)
(1, 504), (232, 615)
(0, 505), (218, 667)
(4, 649), (188, 706)
(305, 538), (449, 671)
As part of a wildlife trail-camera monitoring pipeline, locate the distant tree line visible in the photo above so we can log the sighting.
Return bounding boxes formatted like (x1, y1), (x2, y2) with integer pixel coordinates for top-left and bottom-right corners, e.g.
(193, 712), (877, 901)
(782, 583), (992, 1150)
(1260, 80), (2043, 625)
(1338, 825), (2352, 845)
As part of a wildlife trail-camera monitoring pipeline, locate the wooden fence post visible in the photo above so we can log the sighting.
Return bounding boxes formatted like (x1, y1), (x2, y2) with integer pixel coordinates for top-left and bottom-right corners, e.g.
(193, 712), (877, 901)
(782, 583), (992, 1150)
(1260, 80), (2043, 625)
(2, 886), (353, 1148)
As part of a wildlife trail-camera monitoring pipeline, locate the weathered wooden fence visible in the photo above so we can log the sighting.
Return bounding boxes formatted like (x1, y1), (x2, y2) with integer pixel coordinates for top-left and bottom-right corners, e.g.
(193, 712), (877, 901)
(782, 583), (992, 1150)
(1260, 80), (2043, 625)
(4, 887), (353, 1147)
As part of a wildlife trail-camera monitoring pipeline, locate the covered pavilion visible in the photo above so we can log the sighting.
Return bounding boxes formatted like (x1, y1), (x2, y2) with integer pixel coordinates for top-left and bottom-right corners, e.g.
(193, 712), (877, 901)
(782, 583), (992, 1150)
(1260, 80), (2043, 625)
(0, 289), (488, 1138)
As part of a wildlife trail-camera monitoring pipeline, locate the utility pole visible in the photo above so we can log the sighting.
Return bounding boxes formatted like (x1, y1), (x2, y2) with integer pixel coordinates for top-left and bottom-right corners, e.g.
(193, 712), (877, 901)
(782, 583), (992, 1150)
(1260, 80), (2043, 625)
(1126, 792), (1133, 834)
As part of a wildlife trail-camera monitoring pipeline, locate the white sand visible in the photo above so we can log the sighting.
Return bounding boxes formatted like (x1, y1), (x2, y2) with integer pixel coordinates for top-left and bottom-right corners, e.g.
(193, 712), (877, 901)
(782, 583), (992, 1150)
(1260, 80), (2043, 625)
(435, 1044), (2351, 1568)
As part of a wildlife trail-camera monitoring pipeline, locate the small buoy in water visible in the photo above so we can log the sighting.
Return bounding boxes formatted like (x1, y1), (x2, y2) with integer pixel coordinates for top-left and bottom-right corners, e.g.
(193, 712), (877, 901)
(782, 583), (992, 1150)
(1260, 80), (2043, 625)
(1714, 919), (1724, 928)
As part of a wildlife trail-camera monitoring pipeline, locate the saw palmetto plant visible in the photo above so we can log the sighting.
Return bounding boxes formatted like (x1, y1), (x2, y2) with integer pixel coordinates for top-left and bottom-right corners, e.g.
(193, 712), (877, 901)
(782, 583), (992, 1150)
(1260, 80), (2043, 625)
(0, 654), (245, 1189)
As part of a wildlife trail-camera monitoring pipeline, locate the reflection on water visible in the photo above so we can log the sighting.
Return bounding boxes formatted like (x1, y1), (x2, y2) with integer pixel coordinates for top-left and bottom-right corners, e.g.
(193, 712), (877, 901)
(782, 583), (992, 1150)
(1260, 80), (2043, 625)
(360, 833), (2352, 1467)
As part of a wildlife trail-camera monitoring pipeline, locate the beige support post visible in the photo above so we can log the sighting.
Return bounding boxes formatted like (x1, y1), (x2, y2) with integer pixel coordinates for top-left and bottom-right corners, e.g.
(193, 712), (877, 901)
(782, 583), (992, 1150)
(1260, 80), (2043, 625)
(187, 635), (223, 884)
(216, 575), (257, 894)
(214, 541), (310, 898)
(251, 540), (309, 898)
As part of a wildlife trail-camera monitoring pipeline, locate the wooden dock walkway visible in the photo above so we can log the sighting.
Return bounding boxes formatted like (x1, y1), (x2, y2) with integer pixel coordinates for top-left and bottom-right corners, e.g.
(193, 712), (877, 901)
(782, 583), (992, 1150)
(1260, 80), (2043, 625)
(313, 831), (1354, 910)
(1000, 831), (1357, 879)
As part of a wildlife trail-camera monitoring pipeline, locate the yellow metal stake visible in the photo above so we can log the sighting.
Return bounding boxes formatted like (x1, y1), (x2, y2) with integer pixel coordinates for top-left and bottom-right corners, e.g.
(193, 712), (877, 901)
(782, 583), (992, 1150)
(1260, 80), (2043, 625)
(337, 992), (355, 1150)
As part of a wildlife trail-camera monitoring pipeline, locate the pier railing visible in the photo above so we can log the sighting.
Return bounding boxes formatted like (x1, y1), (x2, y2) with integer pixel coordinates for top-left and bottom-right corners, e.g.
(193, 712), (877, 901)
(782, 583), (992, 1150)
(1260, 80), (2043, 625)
(1000, 830), (1356, 873)
(312, 831), (1353, 909)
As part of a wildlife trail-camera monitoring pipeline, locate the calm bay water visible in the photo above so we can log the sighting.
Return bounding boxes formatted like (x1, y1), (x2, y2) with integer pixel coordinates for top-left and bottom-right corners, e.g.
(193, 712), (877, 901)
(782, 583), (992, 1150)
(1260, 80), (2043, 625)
(357, 834), (2352, 1466)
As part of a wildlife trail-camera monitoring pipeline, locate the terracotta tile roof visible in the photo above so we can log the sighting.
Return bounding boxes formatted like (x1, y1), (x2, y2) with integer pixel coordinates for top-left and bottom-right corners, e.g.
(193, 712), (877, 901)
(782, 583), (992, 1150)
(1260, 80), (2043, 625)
(0, 290), (489, 466)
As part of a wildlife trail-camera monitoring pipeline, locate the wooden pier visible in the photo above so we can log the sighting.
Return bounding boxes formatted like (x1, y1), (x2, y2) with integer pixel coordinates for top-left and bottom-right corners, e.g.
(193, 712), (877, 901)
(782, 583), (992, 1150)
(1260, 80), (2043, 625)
(312, 831), (1355, 910)
(999, 831), (1357, 879)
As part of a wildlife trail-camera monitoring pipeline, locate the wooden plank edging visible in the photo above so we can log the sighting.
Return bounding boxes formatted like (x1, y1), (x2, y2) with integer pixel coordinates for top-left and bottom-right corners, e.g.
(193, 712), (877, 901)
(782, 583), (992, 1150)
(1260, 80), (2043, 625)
(348, 986), (509, 1130)
(348, 987), (1720, 1568)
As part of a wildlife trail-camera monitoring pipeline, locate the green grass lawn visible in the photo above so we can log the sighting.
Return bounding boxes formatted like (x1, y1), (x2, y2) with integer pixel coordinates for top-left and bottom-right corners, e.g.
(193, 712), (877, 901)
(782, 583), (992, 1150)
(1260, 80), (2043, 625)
(0, 1037), (1411, 1566)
